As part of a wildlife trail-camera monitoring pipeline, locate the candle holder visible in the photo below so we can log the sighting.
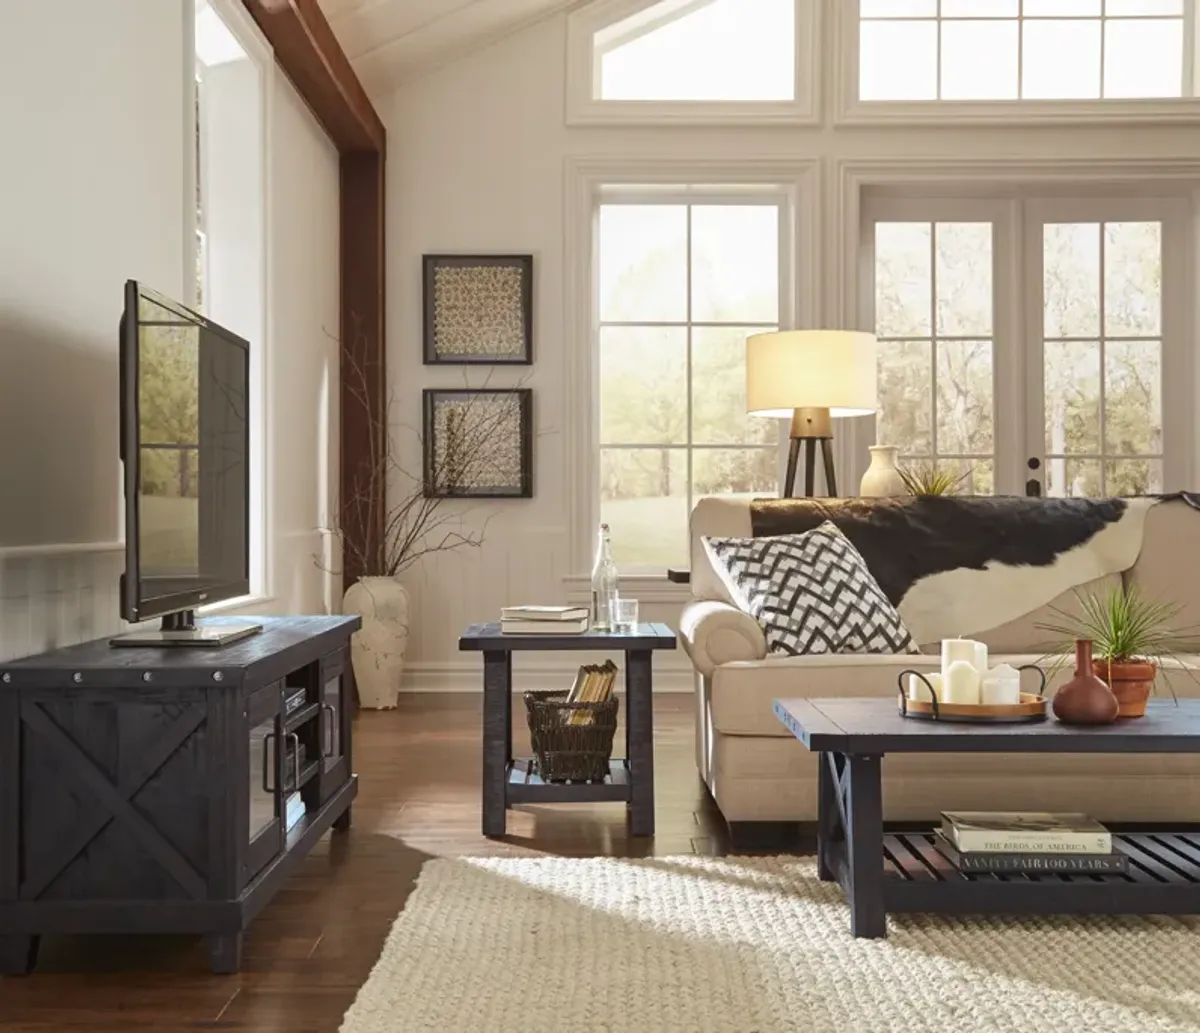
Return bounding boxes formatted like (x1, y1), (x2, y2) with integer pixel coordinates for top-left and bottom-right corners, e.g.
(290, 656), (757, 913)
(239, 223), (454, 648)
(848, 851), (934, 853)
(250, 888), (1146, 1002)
(898, 667), (1048, 724)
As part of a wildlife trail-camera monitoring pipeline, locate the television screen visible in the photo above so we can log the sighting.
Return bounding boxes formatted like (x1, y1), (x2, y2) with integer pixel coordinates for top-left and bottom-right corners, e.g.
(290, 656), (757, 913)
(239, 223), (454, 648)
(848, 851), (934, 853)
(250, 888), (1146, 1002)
(120, 281), (250, 623)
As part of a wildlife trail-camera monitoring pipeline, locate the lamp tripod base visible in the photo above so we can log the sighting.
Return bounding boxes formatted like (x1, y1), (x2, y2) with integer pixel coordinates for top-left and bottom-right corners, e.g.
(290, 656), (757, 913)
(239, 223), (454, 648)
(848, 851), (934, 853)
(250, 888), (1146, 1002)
(784, 407), (837, 498)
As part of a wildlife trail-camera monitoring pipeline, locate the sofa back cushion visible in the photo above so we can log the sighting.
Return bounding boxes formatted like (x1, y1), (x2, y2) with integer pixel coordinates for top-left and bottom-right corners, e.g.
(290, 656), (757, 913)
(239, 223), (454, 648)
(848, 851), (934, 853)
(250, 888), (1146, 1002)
(690, 497), (753, 605)
(1126, 497), (1200, 632)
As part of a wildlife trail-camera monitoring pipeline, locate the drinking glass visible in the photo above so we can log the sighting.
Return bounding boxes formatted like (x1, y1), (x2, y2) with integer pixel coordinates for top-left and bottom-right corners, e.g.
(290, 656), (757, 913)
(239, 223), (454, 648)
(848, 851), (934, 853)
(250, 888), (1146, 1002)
(614, 598), (639, 633)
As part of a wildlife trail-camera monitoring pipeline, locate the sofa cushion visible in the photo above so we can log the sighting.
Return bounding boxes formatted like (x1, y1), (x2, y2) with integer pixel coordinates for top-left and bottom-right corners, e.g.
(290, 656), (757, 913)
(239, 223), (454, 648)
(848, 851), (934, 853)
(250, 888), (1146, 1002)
(1127, 497), (1200, 634)
(710, 652), (1200, 737)
(703, 522), (917, 658)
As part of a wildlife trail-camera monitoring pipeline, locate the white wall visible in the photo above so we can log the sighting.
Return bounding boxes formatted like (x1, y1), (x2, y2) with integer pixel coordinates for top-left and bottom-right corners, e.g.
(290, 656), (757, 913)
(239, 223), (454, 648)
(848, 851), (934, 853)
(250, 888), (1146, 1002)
(0, 0), (340, 661)
(0, 0), (187, 658)
(384, 9), (1200, 690)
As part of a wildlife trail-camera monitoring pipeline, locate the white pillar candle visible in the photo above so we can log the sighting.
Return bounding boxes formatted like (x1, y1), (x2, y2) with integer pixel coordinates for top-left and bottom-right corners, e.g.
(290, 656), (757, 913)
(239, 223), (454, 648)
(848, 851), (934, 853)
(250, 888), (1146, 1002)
(943, 660), (982, 705)
(973, 641), (989, 677)
(907, 671), (943, 702)
(981, 663), (1021, 706)
(941, 639), (978, 681)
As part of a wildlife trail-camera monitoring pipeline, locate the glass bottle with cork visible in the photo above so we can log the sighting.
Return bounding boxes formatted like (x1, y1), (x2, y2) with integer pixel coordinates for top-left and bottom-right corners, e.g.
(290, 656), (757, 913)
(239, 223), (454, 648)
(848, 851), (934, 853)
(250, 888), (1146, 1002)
(590, 523), (619, 631)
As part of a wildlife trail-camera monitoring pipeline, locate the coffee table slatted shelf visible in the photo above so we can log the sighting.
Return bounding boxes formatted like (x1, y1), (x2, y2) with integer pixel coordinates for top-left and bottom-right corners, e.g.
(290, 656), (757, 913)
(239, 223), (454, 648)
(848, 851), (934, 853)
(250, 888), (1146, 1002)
(507, 758), (631, 804)
(774, 697), (1200, 936)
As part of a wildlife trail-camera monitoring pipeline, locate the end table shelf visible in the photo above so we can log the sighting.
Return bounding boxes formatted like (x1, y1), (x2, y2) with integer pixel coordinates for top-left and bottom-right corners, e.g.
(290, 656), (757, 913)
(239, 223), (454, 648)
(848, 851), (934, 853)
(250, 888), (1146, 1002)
(459, 622), (676, 837)
(507, 758), (631, 804)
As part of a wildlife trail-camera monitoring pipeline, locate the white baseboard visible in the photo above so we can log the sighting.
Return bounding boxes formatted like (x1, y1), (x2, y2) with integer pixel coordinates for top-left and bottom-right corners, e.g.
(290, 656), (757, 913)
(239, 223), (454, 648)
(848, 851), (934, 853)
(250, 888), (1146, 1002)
(401, 659), (696, 693)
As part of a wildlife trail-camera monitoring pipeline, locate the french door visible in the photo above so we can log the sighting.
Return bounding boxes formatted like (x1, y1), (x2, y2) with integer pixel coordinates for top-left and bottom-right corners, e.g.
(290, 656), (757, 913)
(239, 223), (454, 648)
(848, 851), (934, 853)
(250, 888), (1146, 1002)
(866, 193), (1192, 496)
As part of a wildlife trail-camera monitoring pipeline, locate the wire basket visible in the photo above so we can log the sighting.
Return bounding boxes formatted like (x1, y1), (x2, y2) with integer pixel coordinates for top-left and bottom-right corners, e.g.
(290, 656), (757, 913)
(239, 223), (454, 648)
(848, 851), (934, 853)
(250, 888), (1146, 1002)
(523, 690), (619, 783)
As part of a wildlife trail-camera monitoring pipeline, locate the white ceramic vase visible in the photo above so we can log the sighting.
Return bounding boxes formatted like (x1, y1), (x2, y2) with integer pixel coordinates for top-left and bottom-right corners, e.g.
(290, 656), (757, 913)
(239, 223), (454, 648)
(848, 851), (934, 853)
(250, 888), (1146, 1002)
(342, 576), (410, 710)
(859, 445), (907, 497)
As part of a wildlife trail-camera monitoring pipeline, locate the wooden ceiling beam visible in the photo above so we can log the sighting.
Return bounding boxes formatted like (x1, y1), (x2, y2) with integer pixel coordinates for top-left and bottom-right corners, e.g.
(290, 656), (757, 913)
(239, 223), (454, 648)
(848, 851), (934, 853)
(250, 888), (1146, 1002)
(242, 0), (386, 156)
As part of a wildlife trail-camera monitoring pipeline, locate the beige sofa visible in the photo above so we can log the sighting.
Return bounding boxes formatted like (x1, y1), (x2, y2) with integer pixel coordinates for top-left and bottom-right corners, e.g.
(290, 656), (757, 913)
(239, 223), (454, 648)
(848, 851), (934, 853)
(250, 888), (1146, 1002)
(680, 496), (1200, 831)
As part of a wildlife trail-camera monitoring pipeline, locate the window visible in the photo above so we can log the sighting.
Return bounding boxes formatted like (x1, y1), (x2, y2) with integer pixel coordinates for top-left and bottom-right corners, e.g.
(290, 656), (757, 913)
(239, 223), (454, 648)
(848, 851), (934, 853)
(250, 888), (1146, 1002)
(567, 0), (816, 123)
(1040, 220), (1164, 496)
(194, 0), (268, 597)
(867, 195), (1189, 498)
(597, 0), (795, 101)
(874, 219), (997, 494)
(597, 197), (783, 568)
(859, 0), (1190, 102)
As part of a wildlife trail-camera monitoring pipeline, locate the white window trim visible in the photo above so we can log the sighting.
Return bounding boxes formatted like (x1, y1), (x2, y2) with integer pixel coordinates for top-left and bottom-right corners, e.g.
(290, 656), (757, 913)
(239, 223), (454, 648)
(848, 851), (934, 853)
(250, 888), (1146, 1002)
(193, 0), (275, 603)
(833, 1), (1200, 127)
(566, 0), (820, 127)
(563, 157), (820, 582)
(837, 157), (1200, 493)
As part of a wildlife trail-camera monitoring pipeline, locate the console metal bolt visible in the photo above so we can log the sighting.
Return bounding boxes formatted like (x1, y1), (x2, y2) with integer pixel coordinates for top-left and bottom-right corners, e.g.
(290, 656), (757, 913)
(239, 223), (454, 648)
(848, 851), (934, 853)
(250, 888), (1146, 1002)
(72, 672), (83, 683)
(142, 672), (153, 683)
(213, 671), (224, 682)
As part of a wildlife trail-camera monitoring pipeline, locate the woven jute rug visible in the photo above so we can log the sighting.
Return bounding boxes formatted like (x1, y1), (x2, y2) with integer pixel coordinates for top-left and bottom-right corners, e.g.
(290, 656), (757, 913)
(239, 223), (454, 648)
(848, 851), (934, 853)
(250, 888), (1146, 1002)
(340, 855), (1200, 1033)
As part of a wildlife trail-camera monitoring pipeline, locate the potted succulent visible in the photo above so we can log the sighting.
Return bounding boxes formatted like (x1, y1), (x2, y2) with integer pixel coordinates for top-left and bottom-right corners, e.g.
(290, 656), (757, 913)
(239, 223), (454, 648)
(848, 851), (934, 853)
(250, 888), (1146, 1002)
(1037, 585), (1198, 718)
(898, 464), (973, 497)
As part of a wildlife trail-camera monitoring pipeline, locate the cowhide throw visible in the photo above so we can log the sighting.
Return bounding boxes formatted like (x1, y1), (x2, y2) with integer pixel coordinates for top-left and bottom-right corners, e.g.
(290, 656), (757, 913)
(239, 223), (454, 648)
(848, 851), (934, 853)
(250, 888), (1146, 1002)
(747, 495), (1187, 645)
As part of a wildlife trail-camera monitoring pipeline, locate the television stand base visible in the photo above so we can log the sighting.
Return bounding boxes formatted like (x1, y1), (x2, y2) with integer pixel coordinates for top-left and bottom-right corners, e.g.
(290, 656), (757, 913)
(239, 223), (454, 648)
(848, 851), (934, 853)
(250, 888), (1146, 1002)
(110, 620), (262, 648)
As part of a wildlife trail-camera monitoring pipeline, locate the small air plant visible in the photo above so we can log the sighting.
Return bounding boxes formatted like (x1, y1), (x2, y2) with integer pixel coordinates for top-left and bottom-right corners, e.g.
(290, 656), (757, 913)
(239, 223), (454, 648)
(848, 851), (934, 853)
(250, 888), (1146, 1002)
(899, 464), (973, 497)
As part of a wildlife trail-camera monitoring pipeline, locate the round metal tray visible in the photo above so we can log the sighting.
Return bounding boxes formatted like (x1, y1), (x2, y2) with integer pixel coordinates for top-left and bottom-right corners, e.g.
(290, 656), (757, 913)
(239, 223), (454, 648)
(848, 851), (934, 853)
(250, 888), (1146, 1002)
(898, 667), (1048, 724)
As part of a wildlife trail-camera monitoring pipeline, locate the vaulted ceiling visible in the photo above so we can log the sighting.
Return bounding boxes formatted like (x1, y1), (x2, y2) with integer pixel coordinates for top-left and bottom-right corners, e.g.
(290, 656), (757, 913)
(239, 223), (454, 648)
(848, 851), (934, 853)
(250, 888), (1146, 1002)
(317, 0), (580, 97)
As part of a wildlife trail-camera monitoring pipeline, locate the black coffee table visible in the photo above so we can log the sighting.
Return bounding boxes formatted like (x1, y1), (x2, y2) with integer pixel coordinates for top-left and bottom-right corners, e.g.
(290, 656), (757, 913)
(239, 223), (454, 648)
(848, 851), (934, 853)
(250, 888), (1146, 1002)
(460, 622), (676, 837)
(774, 697), (1200, 938)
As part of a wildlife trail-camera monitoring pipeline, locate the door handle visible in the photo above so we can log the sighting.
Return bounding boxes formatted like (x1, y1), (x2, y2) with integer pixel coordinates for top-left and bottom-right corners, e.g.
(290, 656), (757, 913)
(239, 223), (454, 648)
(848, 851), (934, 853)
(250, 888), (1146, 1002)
(261, 732), (275, 793)
(321, 702), (336, 758)
(1025, 478), (1042, 498)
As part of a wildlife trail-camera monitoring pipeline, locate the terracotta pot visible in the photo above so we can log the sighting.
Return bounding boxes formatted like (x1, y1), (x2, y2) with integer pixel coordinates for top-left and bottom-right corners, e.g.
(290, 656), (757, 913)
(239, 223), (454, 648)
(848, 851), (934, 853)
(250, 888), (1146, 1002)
(1052, 640), (1119, 726)
(1093, 658), (1156, 718)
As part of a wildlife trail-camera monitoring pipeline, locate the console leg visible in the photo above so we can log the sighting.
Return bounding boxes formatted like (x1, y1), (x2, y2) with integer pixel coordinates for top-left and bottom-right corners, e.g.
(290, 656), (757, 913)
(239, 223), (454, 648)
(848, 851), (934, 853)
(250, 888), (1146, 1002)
(626, 650), (655, 837)
(206, 932), (243, 974)
(333, 805), (352, 832)
(0, 935), (39, 976)
(482, 650), (512, 837)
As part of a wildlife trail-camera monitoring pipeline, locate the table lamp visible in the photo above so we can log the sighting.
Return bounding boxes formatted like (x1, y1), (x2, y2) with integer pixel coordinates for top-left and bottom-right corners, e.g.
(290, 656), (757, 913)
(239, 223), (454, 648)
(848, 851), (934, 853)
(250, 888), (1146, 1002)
(746, 330), (878, 497)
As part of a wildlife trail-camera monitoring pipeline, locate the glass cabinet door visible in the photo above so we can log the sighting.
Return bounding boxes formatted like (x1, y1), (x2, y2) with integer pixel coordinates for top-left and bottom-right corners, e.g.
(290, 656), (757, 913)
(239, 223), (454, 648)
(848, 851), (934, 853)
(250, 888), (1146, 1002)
(243, 682), (284, 885)
(319, 650), (350, 802)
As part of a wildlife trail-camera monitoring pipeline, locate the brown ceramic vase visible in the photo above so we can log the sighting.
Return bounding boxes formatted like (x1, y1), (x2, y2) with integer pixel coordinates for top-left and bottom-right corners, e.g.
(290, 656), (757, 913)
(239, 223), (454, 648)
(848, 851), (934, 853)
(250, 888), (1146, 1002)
(1093, 658), (1156, 718)
(1053, 640), (1119, 726)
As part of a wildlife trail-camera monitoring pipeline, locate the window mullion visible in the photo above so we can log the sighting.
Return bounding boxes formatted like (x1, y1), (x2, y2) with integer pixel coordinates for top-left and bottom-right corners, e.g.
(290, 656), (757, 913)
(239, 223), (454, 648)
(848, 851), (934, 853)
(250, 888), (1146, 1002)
(685, 203), (694, 547)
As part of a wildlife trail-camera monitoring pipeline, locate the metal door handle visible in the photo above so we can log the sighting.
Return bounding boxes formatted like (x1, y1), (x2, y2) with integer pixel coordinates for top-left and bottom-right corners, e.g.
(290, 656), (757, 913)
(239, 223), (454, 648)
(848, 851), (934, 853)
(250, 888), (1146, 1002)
(261, 732), (275, 793)
(321, 702), (336, 758)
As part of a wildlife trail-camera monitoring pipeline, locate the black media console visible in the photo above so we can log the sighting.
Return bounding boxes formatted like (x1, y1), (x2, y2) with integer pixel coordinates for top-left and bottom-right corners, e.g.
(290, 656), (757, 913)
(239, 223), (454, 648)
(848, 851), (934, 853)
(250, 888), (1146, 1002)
(0, 615), (360, 974)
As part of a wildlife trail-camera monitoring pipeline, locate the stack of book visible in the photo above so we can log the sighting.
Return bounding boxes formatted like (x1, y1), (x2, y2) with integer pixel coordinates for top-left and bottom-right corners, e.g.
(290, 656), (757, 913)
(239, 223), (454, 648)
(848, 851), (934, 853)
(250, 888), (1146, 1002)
(500, 605), (589, 635)
(935, 811), (1129, 875)
(565, 660), (618, 726)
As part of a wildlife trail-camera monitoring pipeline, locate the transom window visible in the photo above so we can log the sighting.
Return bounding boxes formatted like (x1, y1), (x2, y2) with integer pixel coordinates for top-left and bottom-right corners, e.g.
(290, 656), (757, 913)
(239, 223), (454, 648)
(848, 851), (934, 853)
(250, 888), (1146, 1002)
(597, 197), (784, 568)
(596, 0), (796, 101)
(860, 0), (1190, 102)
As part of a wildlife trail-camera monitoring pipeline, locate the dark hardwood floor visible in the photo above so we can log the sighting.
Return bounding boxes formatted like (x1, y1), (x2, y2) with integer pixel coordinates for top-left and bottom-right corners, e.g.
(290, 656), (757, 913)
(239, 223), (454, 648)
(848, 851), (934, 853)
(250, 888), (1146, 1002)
(0, 693), (740, 1032)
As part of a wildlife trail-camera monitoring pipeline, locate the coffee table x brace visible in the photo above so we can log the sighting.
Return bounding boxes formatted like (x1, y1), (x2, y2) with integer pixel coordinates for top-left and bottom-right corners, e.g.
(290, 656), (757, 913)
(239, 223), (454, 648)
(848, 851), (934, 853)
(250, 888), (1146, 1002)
(775, 697), (1200, 938)
(460, 622), (676, 837)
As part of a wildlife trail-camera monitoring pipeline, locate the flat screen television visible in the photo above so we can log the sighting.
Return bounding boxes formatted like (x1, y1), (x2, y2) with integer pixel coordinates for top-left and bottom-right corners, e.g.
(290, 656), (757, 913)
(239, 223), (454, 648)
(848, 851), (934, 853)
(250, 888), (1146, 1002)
(113, 281), (260, 647)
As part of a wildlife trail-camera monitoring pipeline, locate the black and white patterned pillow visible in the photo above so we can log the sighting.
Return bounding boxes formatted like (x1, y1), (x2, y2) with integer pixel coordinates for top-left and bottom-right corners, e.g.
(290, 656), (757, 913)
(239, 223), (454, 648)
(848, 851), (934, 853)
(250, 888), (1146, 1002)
(703, 521), (917, 657)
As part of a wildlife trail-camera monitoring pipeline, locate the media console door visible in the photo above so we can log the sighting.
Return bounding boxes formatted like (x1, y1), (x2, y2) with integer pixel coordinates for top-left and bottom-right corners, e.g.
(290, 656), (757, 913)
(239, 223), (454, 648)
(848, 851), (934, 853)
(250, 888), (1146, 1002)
(319, 649), (351, 804)
(243, 681), (284, 886)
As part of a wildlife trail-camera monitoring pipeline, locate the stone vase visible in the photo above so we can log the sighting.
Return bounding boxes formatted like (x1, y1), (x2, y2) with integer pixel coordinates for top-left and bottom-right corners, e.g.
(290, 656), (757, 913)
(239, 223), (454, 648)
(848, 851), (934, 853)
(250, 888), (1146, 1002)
(342, 576), (410, 710)
(1052, 639), (1119, 726)
(859, 445), (907, 497)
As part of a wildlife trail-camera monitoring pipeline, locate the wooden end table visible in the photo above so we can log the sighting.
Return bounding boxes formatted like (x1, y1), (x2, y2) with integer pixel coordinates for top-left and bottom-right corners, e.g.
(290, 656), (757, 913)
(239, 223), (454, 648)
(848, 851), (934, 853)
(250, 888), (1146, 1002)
(459, 622), (676, 838)
(774, 697), (1200, 939)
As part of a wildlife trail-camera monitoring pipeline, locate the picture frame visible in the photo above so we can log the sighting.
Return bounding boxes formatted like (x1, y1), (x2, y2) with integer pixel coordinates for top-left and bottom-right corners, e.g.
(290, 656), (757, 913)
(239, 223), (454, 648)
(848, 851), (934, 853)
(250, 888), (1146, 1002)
(423, 255), (534, 365)
(422, 388), (534, 499)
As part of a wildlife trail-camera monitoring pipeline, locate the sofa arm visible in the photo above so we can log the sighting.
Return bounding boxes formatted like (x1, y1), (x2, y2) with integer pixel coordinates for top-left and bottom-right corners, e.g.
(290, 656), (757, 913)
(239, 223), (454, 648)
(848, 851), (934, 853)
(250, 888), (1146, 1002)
(678, 600), (767, 678)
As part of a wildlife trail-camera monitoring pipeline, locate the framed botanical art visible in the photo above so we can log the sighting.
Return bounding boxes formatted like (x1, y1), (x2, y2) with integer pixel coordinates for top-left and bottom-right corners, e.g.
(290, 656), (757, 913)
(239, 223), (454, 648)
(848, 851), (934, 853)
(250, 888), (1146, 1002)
(423, 255), (534, 365)
(422, 388), (533, 499)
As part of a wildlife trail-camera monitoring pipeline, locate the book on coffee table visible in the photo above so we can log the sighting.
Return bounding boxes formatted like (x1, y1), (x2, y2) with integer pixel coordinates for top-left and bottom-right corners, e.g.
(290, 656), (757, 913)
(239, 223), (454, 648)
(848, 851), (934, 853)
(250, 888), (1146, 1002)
(501, 606), (588, 621)
(933, 833), (1128, 875)
(941, 812), (1112, 854)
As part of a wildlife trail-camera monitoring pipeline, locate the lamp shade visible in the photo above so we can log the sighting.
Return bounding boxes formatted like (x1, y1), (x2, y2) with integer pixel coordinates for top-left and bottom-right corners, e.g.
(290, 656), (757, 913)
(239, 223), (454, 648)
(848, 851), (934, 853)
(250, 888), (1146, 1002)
(746, 330), (878, 418)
